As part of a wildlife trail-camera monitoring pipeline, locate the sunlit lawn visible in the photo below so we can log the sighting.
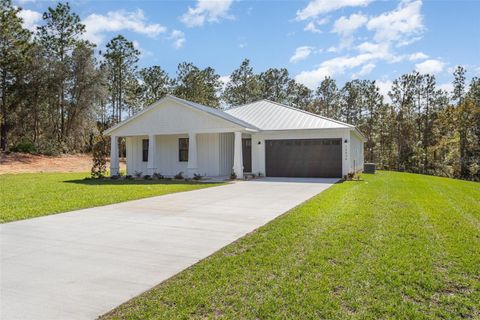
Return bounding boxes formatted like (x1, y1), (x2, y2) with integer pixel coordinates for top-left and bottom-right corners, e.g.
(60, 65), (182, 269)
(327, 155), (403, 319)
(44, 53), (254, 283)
(0, 172), (222, 223)
(102, 171), (480, 319)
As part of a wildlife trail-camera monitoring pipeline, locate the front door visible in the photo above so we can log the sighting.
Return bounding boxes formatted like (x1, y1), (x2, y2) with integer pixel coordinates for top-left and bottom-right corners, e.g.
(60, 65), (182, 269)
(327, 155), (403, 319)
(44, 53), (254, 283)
(242, 138), (252, 173)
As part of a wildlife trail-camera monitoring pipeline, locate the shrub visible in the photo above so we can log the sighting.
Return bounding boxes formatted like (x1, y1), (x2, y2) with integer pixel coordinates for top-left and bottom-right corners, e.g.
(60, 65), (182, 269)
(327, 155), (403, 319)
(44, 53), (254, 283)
(11, 137), (36, 153)
(346, 172), (355, 180)
(230, 172), (237, 180)
(35, 138), (62, 156)
(153, 172), (164, 179)
(174, 171), (184, 180)
(110, 175), (120, 180)
(193, 173), (203, 180)
(125, 175), (133, 180)
(143, 175), (152, 180)
(134, 171), (143, 178)
(91, 134), (108, 179)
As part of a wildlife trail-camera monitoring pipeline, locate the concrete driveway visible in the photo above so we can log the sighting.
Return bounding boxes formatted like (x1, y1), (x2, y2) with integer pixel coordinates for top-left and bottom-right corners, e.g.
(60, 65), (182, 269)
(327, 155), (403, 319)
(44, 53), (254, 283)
(0, 178), (337, 320)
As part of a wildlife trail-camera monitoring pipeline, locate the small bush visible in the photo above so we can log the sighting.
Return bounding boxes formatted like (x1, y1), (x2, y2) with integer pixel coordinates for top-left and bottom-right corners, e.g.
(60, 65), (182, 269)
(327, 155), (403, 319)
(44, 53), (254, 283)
(91, 134), (108, 179)
(110, 175), (120, 180)
(230, 172), (237, 180)
(193, 173), (203, 181)
(153, 172), (164, 179)
(174, 171), (184, 180)
(125, 175), (133, 180)
(11, 137), (36, 153)
(134, 171), (143, 178)
(346, 172), (355, 180)
(143, 175), (152, 180)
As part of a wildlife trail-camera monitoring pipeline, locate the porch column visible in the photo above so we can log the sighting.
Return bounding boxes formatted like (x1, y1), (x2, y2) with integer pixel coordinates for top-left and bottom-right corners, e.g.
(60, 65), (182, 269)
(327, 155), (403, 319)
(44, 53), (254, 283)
(110, 135), (119, 176)
(233, 131), (243, 179)
(147, 134), (157, 175)
(187, 132), (198, 177)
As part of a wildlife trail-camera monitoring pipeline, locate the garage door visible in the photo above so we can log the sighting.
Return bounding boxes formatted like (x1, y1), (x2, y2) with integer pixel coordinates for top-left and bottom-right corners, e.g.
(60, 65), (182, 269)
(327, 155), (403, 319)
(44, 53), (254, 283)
(265, 138), (342, 178)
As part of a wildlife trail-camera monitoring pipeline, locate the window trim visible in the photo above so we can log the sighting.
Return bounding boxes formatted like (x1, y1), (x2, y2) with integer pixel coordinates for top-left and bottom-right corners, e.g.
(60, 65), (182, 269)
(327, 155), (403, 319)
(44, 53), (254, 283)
(179, 138), (189, 162)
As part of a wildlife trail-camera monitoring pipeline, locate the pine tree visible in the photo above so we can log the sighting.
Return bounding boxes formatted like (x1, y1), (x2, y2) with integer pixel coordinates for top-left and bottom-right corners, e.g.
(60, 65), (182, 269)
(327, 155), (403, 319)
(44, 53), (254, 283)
(103, 35), (140, 123)
(138, 65), (173, 106)
(38, 2), (86, 141)
(0, 0), (32, 151)
(223, 59), (260, 106)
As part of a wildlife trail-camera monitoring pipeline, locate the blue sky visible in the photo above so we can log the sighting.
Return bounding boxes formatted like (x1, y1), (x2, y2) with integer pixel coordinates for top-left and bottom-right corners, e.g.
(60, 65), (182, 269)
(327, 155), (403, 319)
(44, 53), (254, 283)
(16, 0), (480, 96)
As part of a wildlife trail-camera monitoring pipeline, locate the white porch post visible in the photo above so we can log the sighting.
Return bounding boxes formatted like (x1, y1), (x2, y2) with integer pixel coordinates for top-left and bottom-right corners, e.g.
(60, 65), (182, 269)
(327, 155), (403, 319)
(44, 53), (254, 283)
(147, 134), (157, 175)
(110, 135), (119, 176)
(233, 131), (243, 179)
(187, 132), (198, 177)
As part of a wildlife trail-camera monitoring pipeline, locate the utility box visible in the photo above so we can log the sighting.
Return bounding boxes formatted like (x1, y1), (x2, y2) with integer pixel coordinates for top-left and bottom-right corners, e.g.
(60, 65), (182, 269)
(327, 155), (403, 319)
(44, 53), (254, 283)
(364, 163), (376, 174)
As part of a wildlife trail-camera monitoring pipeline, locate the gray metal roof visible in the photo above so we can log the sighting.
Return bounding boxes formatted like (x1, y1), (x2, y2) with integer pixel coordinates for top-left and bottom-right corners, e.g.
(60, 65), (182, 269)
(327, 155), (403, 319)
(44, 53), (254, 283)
(225, 100), (354, 131)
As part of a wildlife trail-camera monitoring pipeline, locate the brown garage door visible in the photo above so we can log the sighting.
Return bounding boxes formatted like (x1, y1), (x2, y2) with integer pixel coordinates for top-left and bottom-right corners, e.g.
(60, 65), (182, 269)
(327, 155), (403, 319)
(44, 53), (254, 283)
(265, 138), (342, 178)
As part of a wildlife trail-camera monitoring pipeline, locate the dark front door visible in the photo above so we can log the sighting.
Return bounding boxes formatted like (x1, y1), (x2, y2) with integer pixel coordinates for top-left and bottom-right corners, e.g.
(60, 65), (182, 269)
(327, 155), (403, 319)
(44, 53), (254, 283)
(242, 138), (252, 173)
(265, 138), (342, 178)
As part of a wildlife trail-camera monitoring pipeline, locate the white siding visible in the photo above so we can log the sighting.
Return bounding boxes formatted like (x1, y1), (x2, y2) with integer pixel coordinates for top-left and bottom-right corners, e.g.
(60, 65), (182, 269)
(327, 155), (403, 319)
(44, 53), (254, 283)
(349, 131), (364, 172)
(110, 100), (241, 137)
(218, 133), (234, 176)
(251, 129), (351, 177)
(197, 133), (220, 176)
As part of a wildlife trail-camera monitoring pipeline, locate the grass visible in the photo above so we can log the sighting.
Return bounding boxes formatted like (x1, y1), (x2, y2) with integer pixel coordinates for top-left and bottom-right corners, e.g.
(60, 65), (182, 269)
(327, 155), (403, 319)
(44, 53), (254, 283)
(0, 172), (222, 223)
(102, 171), (480, 319)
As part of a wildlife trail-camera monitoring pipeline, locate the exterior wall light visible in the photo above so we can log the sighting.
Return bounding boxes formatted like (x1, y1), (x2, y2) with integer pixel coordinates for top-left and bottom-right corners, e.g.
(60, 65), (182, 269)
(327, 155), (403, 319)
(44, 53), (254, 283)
(344, 139), (348, 143)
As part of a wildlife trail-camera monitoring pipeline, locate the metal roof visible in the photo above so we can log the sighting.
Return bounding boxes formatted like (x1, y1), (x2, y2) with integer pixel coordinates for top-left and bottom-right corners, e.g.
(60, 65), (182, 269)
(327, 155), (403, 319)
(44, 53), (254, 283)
(225, 100), (354, 131)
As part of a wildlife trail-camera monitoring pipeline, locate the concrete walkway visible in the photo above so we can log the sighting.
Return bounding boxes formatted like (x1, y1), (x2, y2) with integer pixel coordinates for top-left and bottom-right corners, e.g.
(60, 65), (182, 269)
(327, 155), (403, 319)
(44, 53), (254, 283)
(0, 178), (337, 320)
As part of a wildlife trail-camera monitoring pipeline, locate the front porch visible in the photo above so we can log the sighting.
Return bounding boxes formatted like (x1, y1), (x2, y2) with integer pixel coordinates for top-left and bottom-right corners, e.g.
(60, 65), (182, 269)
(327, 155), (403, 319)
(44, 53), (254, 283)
(109, 131), (251, 179)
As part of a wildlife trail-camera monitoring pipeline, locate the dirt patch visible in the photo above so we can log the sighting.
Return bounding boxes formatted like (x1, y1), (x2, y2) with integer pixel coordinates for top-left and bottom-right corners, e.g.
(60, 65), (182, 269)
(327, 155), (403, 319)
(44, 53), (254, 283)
(0, 152), (125, 174)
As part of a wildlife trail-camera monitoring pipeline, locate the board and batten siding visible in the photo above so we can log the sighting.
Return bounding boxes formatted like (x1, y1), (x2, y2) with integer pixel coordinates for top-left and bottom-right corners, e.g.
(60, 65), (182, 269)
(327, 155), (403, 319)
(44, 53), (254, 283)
(349, 131), (364, 172)
(126, 133), (231, 177)
(218, 133), (234, 176)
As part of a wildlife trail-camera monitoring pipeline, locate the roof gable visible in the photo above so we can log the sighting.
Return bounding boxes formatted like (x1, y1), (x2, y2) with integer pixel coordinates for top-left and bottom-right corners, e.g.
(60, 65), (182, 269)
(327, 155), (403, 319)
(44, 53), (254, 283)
(225, 100), (353, 131)
(105, 95), (258, 135)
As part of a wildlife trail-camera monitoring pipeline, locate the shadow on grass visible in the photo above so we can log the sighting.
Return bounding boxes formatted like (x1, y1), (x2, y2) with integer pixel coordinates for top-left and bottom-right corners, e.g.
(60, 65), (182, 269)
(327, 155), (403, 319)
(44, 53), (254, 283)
(64, 178), (220, 186)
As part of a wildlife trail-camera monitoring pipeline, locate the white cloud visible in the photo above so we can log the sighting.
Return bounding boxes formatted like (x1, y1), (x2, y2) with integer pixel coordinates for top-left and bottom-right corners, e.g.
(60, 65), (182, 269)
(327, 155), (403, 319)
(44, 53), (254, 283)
(219, 75), (230, 89)
(376, 79), (393, 103)
(438, 82), (453, 93)
(304, 17), (329, 33)
(296, 0), (373, 20)
(290, 46), (313, 63)
(18, 8), (42, 32)
(169, 30), (186, 49)
(181, 0), (234, 27)
(367, 0), (424, 44)
(408, 52), (428, 61)
(296, 53), (376, 88)
(415, 59), (445, 74)
(332, 13), (367, 36)
(83, 9), (166, 44)
(352, 63), (375, 78)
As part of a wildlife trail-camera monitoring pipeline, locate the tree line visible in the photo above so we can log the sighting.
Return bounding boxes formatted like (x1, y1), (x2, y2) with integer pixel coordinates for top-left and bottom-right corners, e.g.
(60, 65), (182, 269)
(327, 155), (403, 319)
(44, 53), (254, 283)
(1, 1), (479, 181)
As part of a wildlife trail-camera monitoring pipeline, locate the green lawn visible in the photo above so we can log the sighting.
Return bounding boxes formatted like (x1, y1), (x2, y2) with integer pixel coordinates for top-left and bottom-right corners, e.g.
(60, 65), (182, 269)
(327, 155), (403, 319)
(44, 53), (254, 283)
(0, 173), (222, 223)
(102, 171), (480, 319)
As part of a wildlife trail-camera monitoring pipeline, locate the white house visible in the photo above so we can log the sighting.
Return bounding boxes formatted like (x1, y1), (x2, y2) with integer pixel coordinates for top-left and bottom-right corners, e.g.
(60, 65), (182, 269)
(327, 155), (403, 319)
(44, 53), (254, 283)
(105, 95), (365, 179)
